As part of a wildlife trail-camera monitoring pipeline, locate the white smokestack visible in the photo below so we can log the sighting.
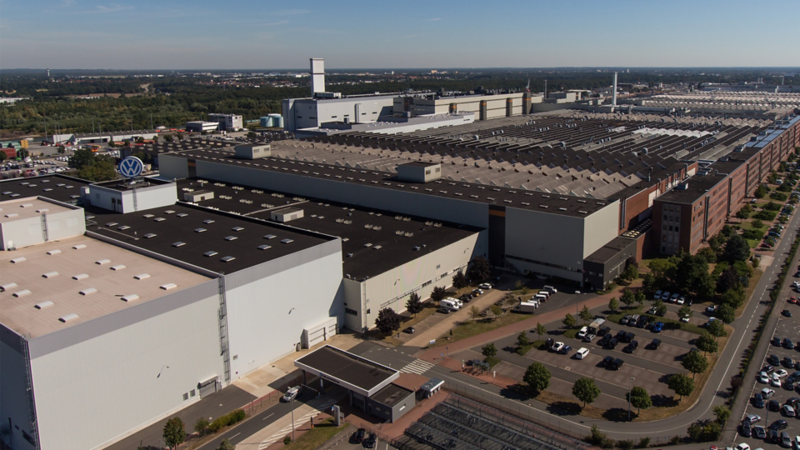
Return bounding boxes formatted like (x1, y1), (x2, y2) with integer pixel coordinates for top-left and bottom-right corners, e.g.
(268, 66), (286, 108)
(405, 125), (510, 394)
(612, 72), (618, 107)
(310, 58), (325, 96)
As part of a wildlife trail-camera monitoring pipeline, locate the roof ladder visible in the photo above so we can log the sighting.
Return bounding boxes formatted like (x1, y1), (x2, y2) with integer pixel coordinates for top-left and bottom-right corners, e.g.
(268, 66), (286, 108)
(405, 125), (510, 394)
(217, 276), (231, 384)
(21, 338), (41, 450)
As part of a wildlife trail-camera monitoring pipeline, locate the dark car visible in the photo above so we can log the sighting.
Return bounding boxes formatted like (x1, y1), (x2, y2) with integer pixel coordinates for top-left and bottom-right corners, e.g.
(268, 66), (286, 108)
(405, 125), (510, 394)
(623, 340), (639, 354)
(616, 330), (628, 341)
(610, 358), (624, 370)
(770, 419), (789, 430)
(636, 316), (649, 328)
(784, 380), (796, 391)
(787, 397), (800, 408)
(403, 327), (415, 334)
(623, 332), (635, 343)
(602, 356), (615, 367)
(773, 337), (783, 346)
(598, 326), (611, 336)
(765, 365), (775, 374)
(605, 338), (619, 349)
(753, 393), (765, 408)
(785, 357), (795, 368)
(781, 431), (792, 448)
(754, 425), (767, 439)
(558, 344), (572, 355)
(648, 339), (662, 350)
(741, 420), (752, 437)
(785, 338), (795, 350)
(620, 315), (631, 325)
(363, 433), (377, 448)
(544, 338), (555, 350)
(784, 310), (793, 317)
(354, 428), (366, 443)
(770, 399), (781, 411)
(770, 428), (781, 443)
(598, 334), (612, 346)
(770, 355), (782, 366)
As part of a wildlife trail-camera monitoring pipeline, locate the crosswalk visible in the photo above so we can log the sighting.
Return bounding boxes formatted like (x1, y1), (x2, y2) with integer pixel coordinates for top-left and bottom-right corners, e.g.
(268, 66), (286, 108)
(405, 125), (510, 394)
(400, 359), (435, 375)
(258, 399), (338, 449)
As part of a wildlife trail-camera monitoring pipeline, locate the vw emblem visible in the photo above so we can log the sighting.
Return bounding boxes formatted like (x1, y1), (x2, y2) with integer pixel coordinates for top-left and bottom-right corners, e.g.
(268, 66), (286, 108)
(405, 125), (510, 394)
(119, 156), (144, 178)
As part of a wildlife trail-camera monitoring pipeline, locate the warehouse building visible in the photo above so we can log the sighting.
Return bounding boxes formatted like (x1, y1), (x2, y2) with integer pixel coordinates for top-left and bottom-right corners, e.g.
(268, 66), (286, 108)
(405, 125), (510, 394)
(208, 113), (243, 131)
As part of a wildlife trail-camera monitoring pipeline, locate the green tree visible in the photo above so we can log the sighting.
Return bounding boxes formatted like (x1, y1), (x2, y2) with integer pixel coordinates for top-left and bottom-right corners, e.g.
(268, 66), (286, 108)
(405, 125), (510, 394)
(194, 417), (209, 436)
(405, 292), (423, 317)
(635, 290), (646, 306)
(668, 373), (695, 400)
(247, 131), (256, 139)
(163, 417), (186, 450)
(608, 297), (619, 313)
(216, 439), (236, 450)
(751, 218), (765, 229)
(523, 362), (550, 395)
(17, 148), (29, 159)
(627, 386), (652, 414)
(467, 256), (491, 282)
(563, 313), (576, 329)
(717, 304), (735, 324)
(469, 305), (480, 321)
(621, 289), (635, 308)
(723, 234), (750, 262)
(77, 157), (117, 182)
(707, 319), (727, 337)
(572, 377), (601, 407)
(535, 322), (546, 341)
(721, 285), (746, 309)
(375, 308), (401, 335)
(716, 266), (740, 294)
(430, 286), (447, 302)
(736, 204), (752, 220)
(482, 343), (497, 358)
(68, 148), (96, 169)
(682, 351), (709, 378)
(708, 233), (726, 255)
(622, 262), (639, 281)
(579, 305), (593, 325)
(654, 299), (667, 316)
(678, 305), (693, 320)
(517, 330), (530, 348)
(490, 304), (503, 320)
(713, 405), (731, 424)
(697, 247), (717, 264)
(695, 333), (718, 355)
(452, 270), (468, 289)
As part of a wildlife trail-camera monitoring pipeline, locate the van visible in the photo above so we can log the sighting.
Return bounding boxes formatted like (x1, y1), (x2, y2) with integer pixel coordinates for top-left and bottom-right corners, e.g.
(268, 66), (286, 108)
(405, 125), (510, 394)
(543, 285), (557, 293)
(575, 348), (590, 360)
(439, 299), (460, 311)
(537, 290), (550, 299)
(534, 294), (548, 302)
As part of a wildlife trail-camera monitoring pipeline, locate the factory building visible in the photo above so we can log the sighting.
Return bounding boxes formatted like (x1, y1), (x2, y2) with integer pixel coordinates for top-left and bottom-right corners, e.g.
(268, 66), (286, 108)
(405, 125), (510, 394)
(393, 91), (543, 121)
(0, 176), (344, 450)
(49, 130), (159, 146)
(208, 113), (243, 131)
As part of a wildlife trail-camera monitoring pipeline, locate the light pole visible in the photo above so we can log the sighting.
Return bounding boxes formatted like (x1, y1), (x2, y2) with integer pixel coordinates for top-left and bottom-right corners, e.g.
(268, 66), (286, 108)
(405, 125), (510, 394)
(290, 394), (296, 443)
(627, 377), (635, 421)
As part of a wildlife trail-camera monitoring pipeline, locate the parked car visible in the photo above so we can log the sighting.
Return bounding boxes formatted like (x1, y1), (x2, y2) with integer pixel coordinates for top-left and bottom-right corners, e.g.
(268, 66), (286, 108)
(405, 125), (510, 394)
(763, 387), (776, 398)
(770, 419), (789, 431)
(784, 310), (794, 317)
(478, 283), (492, 290)
(575, 348), (590, 360)
(598, 334), (612, 346)
(353, 428), (366, 443)
(544, 338), (555, 350)
(653, 289), (663, 300)
(577, 326), (589, 339)
(623, 331), (635, 343)
(754, 425), (767, 439)
(774, 337), (784, 346)
(770, 355), (782, 366)
(363, 432), (377, 448)
(652, 322), (664, 332)
(776, 369), (789, 378)
(551, 342), (565, 353)
(753, 393), (765, 408)
(282, 386), (302, 402)
(784, 357), (795, 368)
(558, 344), (572, 355)
(622, 340), (639, 354)
(620, 315), (631, 325)
(782, 404), (796, 417)
(745, 414), (762, 423)
(598, 326), (611, 336)
(786, 339), (796, 350)
(610, 358), (624, 370)
(605, 337), (619, 349)
(741, 420), (752, 437)
(706, 305), (718, 313)
(647, 339), (662, 350)
(403, 327), (416, 334)
(636, 316), (649, 328)
(602, 356), (615, 367)
(770, 399), (782, 411)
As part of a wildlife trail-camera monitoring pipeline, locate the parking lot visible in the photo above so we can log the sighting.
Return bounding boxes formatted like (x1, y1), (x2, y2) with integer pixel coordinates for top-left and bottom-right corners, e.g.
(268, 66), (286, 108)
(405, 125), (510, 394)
(740, 290), (800, 448)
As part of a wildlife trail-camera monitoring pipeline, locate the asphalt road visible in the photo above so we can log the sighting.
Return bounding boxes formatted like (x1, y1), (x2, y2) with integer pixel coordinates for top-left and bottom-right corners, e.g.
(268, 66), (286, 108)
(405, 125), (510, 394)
(348, 207), (800, 445)
(195, 400), (295, 450)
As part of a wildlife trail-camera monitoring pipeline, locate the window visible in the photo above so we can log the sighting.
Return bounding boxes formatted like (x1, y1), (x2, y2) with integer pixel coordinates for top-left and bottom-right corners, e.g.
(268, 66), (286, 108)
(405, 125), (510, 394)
(183, 393), (189, 401)
(345, 308), (358, 316)
(425, 170), (431, 175)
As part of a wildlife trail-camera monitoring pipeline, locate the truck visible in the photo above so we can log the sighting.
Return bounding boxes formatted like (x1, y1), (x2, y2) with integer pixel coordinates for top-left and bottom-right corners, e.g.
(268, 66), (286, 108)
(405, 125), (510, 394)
(584, 318), (606, 340)
(514, 301), (538, 314)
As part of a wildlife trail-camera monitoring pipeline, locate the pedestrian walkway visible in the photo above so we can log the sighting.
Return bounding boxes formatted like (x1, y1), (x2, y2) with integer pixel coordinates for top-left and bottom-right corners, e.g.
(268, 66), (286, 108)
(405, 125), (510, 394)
(257, 398), (339, 449)
(400, 359), (435, 375)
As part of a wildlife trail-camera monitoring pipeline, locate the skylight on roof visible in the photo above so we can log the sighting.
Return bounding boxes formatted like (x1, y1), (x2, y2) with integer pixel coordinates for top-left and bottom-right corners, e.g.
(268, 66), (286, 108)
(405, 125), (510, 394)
(232, 227), (244, 232)
(172, 242), (186, 247)
(281, 238), (294, 244)
(195, 228), (207, 233)
(204, 250), (218, 257)
(264, 234), (276, 240)
(134, 274), (150, 280)
(143, 233), (157, 239)
(203, 219), (215, 224)
(224, 236), (237, 241)
(220, 256), (236, 263)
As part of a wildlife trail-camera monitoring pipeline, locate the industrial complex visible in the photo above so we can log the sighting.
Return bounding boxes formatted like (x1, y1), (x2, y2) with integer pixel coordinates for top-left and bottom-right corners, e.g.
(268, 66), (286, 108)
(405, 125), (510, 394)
(2, 58), (800, 450)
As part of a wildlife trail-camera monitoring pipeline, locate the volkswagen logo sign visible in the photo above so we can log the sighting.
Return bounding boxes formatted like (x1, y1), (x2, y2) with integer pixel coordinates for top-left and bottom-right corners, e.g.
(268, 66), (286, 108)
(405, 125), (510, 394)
(119, 156), (144, 178)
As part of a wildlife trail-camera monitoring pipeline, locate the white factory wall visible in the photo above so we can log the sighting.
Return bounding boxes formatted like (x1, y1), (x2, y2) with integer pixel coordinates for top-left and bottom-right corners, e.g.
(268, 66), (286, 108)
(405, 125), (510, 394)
(157, 156), (491, 230)
(0, 326), (36, 450)
(504, 207), (586, 283)
(345, 232), (480, 331)
(28, 280), (223, 450)
(282, 97), (395, 131)
(0, 206), (85, 250)
(84, 182), (178, 214)
(224, 239), (343, 380)
(582, 202), (621, 258)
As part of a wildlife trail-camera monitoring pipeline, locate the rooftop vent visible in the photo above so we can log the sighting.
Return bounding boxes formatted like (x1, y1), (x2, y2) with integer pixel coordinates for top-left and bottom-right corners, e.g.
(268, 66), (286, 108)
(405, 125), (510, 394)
(47, 250), (61, 255)
(258, 245), (271, 250)
(59, 313), (79, 323)
(121, 294), (139, 302)
(154, 217), (166, 222)
(10, 257), (26, 264)
(281, 238), (294, 244)
(134, 273), (150, 280)
(72, 273), (89, 280)
(110, 265), (126, 271)
(203, 219), (215, 224)
(0, 282), (18, 292)
(232, 227), (244, 232)
(42, 272), (59, 279)
(79, 288), (98, 296)
(224, 236), (238, 241)
(73, 244), (87, 250)
(143, 214), (154, 218)
(177, 213), (188, 218)
(220, 256), (236, 263)
(95, 259), (111, 265)
(160, 283), (178, 290)
(35, 301), (54, 309)
(195, 228), (207, 233)
(13, 289), (31, 298)
(106, 222), (118, 227)
(143, 233), (157, 239)
(264, 234), (276, 240)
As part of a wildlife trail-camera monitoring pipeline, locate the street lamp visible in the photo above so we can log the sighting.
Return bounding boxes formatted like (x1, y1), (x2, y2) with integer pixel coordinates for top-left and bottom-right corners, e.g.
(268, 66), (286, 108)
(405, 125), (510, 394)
(628, 377), (635, 421)
(290, 393), (296, 443)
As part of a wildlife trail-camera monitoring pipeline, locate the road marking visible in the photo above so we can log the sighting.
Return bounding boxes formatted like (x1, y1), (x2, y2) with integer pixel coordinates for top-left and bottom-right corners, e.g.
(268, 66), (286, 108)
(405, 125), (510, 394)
(262, 413), (274, 421)
(400, 359), (435, 375)
(231, 432), (240, 439)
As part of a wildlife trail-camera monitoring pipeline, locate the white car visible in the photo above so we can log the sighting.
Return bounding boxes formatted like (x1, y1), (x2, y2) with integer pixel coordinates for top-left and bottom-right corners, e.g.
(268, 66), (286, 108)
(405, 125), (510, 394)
(793, 437), (800, 450)
(575, 347), (590, 360)
(762, 388), (776, 398)
(478, 283), (492, 290)
(706, 305), (718, 313)
(771, 377), (782, 387)
(552, 342), (565, 353)
(281, 386), (301, 402)
(734, 444), (750, 450)
(677, 296), (686, 305)
(745, 414), (761, 423)
(577, 327), (589, 339)
(680, 316), (690, 323)
(776, 369), (789, 378)
(758, 372), (770, 384)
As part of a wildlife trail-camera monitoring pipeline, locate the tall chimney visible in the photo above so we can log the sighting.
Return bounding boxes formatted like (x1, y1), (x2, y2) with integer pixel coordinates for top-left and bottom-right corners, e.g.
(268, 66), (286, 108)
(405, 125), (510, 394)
(544, 79), (547, 99)
(612, 72), (618, 107)
(310, 58), (325, 97)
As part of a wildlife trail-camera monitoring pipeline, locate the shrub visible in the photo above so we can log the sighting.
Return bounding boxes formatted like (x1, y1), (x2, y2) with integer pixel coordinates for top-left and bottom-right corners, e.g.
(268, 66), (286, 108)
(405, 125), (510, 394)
(617, 440), (634, 450)
(283, 436), (292, 445)
(765, 201), (782, 211)
(770, 192), (787, 202)
(754, 210), (777, 221)
(637, 437), (651, 448)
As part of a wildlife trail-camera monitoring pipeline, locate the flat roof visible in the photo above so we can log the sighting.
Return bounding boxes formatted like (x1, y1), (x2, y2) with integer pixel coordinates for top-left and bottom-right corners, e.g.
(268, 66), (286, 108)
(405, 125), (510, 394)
(371, 383), (413, 407)
(399, 161), (439, 168)
(655, 173), (728, 204)
(0, 197), (74, 223)
(0, 174), (89, 204)
(167, 147), (613, 217)
(0, 235), (210, 339)
(295, 345), (398, 394)
(85, 203), (335, 274)
(92, 177), (172, 192)
(177, 178), (480, 279)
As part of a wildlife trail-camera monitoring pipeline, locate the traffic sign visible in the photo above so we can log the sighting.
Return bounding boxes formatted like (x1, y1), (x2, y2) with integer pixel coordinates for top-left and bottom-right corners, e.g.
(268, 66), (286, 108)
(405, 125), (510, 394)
(119, 156), (144, 178)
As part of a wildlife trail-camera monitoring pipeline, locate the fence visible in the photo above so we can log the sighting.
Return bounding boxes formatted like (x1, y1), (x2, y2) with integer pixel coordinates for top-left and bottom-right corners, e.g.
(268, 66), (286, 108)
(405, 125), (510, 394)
(242, 374), (304, 418)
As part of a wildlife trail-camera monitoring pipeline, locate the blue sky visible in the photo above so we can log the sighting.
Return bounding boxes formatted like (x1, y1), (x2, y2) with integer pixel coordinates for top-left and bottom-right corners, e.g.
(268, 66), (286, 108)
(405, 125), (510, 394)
(1, 0), (798, 70)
